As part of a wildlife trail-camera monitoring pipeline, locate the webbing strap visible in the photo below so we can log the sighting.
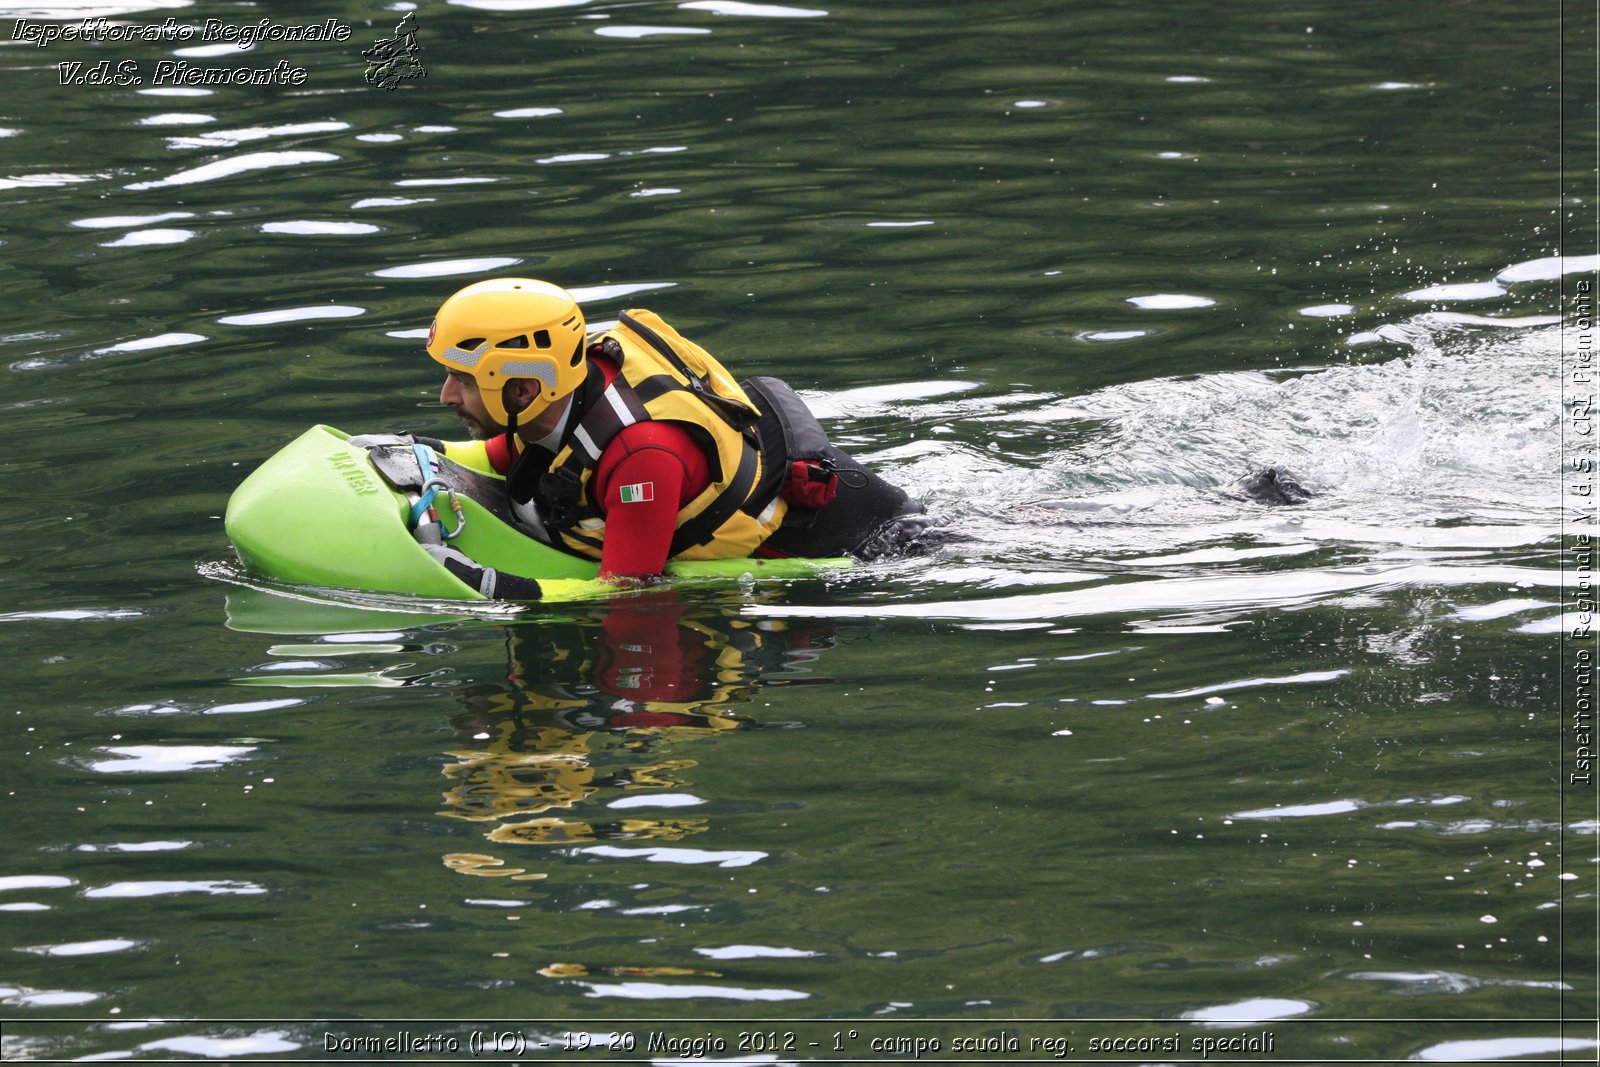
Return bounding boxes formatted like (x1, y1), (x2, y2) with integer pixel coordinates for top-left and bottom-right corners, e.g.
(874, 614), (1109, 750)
(619, 311), (698, 387)
(405, 444), (465, 540)
(526, 356), (763, 551)
(618, 311), (757, 429)
(541, 377), (655, 531)
(669, 438), (760, 556)
(405, 443), (439, 527)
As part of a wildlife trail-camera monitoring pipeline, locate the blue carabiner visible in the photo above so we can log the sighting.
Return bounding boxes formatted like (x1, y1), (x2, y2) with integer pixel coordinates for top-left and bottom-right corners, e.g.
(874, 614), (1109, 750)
(404, 443), (467, 539)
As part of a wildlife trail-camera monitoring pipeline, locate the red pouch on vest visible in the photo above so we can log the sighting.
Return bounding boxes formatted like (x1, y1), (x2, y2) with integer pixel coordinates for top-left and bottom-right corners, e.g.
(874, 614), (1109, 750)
(783, 459), (838, 508)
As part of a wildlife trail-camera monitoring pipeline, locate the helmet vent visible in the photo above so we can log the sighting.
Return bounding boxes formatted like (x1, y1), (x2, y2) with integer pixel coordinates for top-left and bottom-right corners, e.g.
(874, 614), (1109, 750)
(497, 334), (529, 349)
(454, 337), (486, 351)
(533, 329), (551, 349)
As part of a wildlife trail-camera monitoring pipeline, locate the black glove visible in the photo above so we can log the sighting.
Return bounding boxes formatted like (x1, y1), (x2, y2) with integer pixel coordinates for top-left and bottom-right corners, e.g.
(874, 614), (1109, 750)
(422, 544), (542, 600)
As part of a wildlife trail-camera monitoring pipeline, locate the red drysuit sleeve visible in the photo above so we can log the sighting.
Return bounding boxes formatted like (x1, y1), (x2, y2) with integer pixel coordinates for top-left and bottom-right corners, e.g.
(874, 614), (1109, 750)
(592, 422), (711, 580)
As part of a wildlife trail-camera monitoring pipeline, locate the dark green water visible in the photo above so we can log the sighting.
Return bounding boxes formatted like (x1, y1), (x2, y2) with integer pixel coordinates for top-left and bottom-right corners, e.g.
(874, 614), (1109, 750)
(1, 0), (1595, 1061)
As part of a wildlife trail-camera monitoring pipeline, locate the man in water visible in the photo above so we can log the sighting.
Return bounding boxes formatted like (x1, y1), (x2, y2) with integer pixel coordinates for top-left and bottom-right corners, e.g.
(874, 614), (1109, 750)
(413, 277), (924, 596)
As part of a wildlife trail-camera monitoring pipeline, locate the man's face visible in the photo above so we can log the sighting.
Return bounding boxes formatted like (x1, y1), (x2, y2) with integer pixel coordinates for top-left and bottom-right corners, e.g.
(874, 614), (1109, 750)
(439, 372), (565, 440)
(439, 370), (501, 440)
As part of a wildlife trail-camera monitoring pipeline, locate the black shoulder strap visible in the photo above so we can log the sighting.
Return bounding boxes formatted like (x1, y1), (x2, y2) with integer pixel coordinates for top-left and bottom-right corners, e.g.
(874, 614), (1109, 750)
(519, 358), (763, 548)
(538, 376), (654, 533)
(668, 437), (761, 557)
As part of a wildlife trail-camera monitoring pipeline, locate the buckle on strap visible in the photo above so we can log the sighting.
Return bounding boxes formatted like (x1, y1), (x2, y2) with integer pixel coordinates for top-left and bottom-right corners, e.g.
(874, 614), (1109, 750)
(539, 467), (585, 531)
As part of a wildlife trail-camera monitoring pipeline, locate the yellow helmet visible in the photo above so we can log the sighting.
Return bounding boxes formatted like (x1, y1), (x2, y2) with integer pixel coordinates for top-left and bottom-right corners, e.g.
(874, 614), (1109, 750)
(426, 278), (587, 424)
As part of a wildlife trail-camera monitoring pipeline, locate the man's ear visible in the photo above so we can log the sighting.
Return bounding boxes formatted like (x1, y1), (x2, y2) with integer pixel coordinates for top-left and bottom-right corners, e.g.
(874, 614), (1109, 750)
(505, 378), (544, 413)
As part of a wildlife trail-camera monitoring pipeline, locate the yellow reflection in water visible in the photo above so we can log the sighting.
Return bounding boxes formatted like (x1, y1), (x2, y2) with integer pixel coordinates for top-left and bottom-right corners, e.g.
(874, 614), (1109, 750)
(538, 962), (722, 979)
(431, 603), (836, 878)
(440, 852), (547, 880)
(487, 816), (708, 846)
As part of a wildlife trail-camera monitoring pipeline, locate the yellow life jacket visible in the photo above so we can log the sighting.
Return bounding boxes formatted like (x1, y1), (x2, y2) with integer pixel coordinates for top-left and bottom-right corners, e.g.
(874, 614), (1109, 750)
(511, 309), (789, 561)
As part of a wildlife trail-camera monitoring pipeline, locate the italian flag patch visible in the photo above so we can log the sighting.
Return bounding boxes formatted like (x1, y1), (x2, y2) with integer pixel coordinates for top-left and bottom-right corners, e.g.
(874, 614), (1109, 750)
(618, 482), (655, 504)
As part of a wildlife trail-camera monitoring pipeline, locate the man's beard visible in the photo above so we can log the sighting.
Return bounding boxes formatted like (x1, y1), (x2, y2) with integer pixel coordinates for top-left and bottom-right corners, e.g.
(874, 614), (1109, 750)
(455, 410), (497, 440)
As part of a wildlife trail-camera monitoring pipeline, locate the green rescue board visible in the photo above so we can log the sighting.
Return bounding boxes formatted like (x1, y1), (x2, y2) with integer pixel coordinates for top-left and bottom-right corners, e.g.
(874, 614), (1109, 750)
(224, 425), (850, 601)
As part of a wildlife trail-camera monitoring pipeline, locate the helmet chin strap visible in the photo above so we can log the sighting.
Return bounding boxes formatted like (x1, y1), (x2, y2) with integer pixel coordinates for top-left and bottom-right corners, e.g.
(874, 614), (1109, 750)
(500, 379), (527, 457)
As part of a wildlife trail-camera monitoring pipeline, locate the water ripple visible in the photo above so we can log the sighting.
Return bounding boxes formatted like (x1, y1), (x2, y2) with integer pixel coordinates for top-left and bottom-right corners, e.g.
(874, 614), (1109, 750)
(1451, 598), (1556, 621)
(164, 120), (348, 150)
(205, 697), (304, 714)
(447, 0), (590, 9)
(125, 150), (339, 190)
(73, 841), (192, 853)
(373, 257), (519, 279)
(1401, 281), (1506, 302)
(3, 986), (101, 1008)
(1148, 669), (1349, 699)
(1412, 1037), (1598, 1062)
(218, 306), (364, 326)
(19, 938), (141, 957)
(569, 281), (677, 303)
(139, 1032), (301, 1057)
(579, 845), (766, 867)
(0, 608), (145, 622)
(0, 876), (75, 892)
(138, 112), (214, 126)
(1496, 254), (1600, 283)
(595, 25), (711, 38)
(83, 745), (255, 773)
(70, 211), (195, 229)
(607, 793), (705, 809)
(1181, 996), (1315, 1025)
(0, 172), (104, 190)
(352, 196), (432, 208)
(100, 228), (195, 247)
(1342, 968), (1569, 995)
(751, 563), (1560, 624)
(1127, 293), (1217, 309)
(13, 331), (207, 370)
(1232, 799), (1366, 820)
(82, 879), (267, 898)
(260, 221), (380, 236)
(695, 944), (821, 959)
(393, 177), (497, 187)
(680, 0), (827, 16)
(575, 979), (808, 1000)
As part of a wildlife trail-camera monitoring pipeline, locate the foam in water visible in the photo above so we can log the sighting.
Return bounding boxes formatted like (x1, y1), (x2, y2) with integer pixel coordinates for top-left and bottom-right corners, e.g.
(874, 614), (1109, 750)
(884, 314), (1563, 565)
